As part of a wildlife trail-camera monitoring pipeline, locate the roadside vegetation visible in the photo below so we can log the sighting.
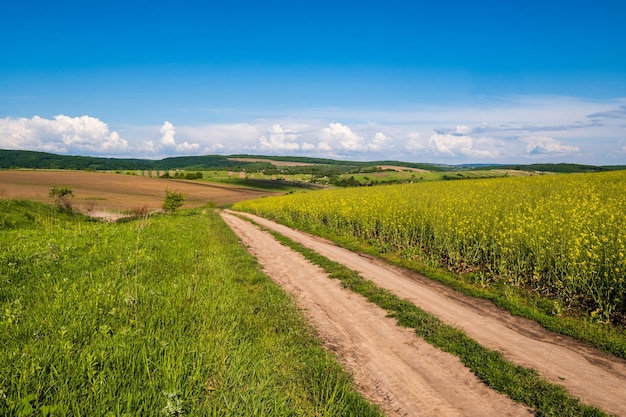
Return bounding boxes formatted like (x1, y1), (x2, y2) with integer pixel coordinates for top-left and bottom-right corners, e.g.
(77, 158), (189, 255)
(0, 199), (382, 416)
(48, 185), (74, 212)
(233, 170), (626, 358)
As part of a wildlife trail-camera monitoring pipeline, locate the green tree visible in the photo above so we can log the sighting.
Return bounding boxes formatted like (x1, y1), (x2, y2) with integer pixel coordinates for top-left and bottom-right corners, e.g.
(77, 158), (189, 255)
(162, 188), (185, 213)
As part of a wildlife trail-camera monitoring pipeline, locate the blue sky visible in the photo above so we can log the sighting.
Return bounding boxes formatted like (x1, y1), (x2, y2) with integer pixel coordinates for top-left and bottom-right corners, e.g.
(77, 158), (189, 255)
(1, 0), (625, 164)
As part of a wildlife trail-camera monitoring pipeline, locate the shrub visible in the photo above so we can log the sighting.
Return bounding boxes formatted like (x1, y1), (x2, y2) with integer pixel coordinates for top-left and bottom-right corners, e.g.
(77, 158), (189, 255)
(162, 188), (185, 213)
(49, 185), (74, 211)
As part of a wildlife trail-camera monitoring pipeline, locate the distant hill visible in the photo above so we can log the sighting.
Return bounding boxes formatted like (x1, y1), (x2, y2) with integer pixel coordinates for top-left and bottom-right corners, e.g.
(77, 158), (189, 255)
(1, 149), (624, 173)
(465, 163), (626, 173)
(0, 150), (247, 171)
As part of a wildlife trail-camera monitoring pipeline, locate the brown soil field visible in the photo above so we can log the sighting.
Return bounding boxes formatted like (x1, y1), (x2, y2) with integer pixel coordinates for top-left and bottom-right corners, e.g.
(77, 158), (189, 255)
(377, 165), (431, 173)
(0, 170), (277, 214)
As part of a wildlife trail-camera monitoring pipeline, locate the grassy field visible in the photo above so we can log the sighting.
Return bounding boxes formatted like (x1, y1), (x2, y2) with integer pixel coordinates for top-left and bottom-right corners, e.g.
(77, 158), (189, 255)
(195, 167), (531, 187)
(0, 200), (381, 416)
(130, 167), (535, 188)
(338, 168), (525, 186)
(233, 171), (626, 357)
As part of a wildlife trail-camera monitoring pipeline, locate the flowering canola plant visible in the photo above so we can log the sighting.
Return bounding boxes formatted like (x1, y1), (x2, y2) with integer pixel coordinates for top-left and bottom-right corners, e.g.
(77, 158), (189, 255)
(234, 171), (626, 324)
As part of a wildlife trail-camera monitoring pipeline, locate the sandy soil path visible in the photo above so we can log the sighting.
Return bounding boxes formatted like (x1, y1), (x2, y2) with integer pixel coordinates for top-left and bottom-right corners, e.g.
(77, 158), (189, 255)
(220, 211), (532, 417)
(223, 210), (626, 417)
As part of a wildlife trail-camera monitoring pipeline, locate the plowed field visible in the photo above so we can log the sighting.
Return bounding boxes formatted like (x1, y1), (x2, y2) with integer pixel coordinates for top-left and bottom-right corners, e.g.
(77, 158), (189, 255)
(0, 170), (275, 214)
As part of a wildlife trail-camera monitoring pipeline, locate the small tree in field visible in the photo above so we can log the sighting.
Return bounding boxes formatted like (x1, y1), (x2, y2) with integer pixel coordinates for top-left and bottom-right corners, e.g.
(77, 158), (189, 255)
(162, 188), (185, 213)
(49, 185), (74, 211)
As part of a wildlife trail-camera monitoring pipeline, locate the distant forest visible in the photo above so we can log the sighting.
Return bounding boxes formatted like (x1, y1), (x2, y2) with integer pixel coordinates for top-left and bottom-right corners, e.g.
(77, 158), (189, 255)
(0, 150), (248, 171)
(470, 163), (625, 173)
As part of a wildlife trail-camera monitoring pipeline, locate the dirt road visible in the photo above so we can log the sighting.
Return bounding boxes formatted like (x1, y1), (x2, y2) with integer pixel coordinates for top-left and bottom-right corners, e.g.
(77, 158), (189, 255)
(221, 210), (626, 417)
(221, 211), (531, 416)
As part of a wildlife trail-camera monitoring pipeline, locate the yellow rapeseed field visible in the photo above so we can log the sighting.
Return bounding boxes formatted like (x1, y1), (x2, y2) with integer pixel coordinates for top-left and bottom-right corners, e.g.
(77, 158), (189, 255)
(234, 171), (626, 324)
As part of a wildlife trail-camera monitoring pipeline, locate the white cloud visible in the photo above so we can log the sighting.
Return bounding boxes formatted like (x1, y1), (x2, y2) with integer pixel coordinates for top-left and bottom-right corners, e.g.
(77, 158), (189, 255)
(2, 96), (625, 164)
(454, 125), (472, 135)
(0, 115), (129, 155)
(523, 136), (580, 156)
(429, 131), (500, 159)
(258, 124), (300, 151)
(429, 133), (471, 156)
(157, 121), (203, 154)
(175, 141), (201, 152)
(317, 141), (333, 152)
(317, 123), (393, 154)
(322, 122), (362, 151)
(160, 121), (176, 148)
(139, 140), (157, 154)
(405, 132), (426, 153)
(369, 132), (394, 151)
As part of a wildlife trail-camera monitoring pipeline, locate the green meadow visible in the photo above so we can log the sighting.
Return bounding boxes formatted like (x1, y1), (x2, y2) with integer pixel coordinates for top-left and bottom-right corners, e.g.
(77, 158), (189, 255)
(0, 200), (381, 416)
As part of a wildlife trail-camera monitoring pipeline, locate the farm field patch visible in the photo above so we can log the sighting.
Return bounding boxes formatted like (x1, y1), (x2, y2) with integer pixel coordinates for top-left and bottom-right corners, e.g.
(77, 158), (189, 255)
(233, 171), (626, 355)
(0, 170), (276, 213)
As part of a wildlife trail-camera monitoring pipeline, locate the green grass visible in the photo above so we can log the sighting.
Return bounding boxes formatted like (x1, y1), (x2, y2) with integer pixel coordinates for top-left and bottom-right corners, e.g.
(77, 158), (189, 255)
(260, 223), (606, 417)
(0, 200), (382, 416)
(343, 169), (511, 185)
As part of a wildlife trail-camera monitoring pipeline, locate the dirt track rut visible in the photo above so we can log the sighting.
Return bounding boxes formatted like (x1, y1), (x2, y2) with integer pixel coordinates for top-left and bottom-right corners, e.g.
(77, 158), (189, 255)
(221, 210), (626, 416)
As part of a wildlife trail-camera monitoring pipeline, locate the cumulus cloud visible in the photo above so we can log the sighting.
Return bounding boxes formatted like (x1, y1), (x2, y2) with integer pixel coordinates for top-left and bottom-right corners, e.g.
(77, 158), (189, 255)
(429, 130), (499, 159)
(0, 115), (129, 155)
(176, 123), (263, 155)
(259, 124), (300, 151)
(369, 132), (393, 151)
(322, 122), (362, 150)
(318, 123), (394, 154)
(157, 121), (202, 153)
(1, 94), (622, 164)
(160, 121), (177, 148)
(523, 136), (580, 155)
